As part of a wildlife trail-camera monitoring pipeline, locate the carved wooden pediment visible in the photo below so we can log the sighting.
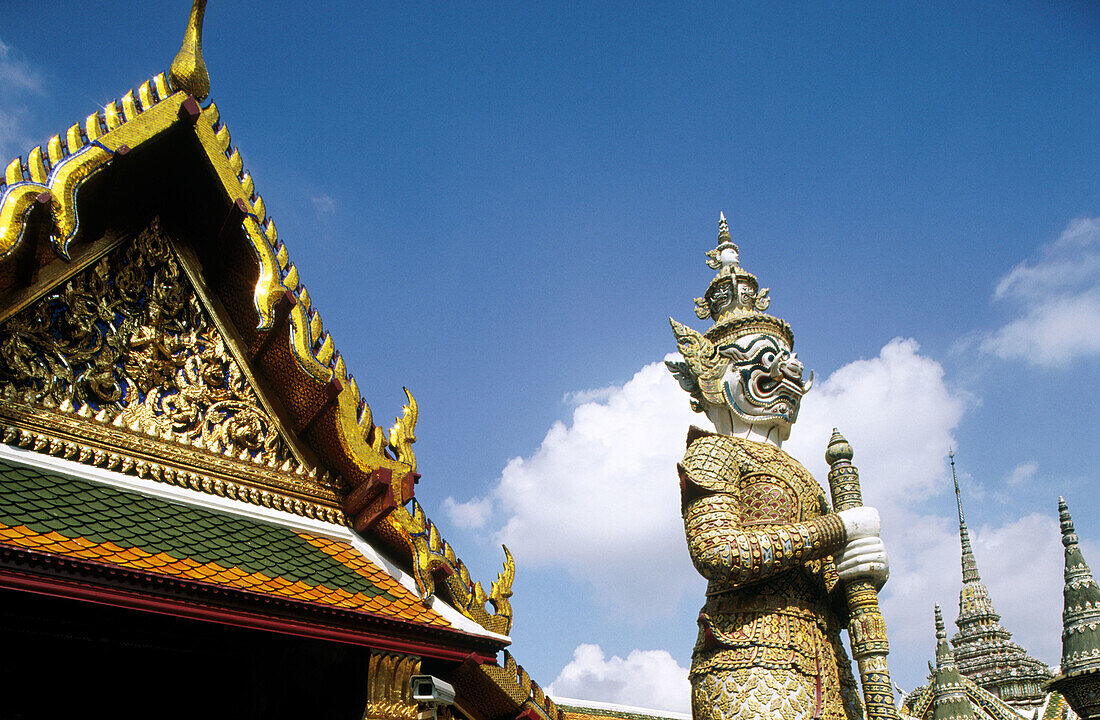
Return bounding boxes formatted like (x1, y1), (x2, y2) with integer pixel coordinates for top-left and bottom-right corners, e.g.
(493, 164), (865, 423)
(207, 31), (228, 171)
(0, 221), (343, 521)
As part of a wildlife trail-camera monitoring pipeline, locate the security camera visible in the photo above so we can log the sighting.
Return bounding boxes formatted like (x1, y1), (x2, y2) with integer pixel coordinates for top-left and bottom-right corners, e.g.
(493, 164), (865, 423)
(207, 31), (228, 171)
(410, 675), (456, 707)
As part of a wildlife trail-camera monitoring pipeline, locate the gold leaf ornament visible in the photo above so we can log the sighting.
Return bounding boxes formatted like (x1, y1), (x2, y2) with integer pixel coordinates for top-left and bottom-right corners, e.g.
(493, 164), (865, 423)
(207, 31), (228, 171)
(669, 317), (726, 407)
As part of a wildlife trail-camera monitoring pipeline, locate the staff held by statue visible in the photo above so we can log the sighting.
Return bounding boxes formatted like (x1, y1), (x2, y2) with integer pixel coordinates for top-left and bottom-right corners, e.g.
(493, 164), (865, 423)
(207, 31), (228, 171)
(827, 429), (899, 720)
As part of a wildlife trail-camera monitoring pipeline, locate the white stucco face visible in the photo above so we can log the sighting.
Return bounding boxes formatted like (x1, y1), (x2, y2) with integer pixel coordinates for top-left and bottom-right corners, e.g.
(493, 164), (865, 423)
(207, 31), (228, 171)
(714, 331), (812, 443)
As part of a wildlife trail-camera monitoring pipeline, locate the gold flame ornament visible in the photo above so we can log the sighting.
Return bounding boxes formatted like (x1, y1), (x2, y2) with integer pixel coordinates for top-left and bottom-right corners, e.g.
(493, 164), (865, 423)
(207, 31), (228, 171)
(169, 0), (210, 100)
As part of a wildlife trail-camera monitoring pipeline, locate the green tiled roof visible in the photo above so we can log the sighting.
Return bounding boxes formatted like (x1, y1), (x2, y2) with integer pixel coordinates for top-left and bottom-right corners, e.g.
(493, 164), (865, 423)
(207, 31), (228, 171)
(0, 447), (458, 627)
(0, 458), (388, 595)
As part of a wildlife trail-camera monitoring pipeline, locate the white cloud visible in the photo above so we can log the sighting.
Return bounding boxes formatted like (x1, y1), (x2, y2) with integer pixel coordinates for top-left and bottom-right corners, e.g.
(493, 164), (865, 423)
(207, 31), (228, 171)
(547, 644), (690, 714)
(782, 337), (965, 510)
(470, 357), (707, 614)
(562, 385), (619, 405)
(1006, 460), (1039, 487)
(442, 495), (492, 530)
(979, 218), (1100, 368)
(0, 38), (43, 162)
(311, 194), (337, 215)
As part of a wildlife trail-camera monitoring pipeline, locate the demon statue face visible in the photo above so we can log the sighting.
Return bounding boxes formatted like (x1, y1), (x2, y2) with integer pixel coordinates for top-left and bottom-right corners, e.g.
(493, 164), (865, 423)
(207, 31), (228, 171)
(667, 320), (813, 443)
(718, 331), (812, 430)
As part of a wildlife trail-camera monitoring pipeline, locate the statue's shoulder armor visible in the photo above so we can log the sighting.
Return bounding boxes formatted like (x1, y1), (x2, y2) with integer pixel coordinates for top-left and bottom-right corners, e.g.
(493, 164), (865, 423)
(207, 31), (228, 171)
(682, 429), (829, 520)
(681, 427), (740, 492)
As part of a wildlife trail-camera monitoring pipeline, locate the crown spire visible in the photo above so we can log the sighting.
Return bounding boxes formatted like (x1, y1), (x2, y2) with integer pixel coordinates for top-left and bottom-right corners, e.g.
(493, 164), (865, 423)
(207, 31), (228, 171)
(951, 451), (981, 583)
(169, 0), (210, 101)
(717, 211), (732, 243)
(691, 214), (781, 336)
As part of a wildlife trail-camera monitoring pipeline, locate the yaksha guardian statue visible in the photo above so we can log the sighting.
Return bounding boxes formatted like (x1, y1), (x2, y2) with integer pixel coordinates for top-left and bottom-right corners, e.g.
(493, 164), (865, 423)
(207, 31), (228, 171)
(667, 215), (890, 720)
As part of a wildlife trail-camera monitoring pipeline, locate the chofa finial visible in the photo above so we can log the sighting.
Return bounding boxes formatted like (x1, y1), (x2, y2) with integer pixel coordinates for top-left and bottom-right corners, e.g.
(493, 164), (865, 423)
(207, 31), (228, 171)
(169, 0), (210, 101)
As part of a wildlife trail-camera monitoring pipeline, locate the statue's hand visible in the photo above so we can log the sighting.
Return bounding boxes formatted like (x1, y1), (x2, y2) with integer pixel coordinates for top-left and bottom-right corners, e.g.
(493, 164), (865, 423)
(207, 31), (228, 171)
(836, 507), (889, 589)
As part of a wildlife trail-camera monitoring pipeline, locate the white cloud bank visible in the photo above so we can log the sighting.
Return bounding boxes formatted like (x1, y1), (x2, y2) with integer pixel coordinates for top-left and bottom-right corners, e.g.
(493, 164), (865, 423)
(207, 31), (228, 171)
(448, 355), (705, 612)
(979, 217), (1100, 368)
(548, 644), (691, 715)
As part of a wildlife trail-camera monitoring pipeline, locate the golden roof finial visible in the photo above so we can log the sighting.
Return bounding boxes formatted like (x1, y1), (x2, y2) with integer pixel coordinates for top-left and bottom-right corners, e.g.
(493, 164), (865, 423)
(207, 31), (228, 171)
(169, 0), (210, 101)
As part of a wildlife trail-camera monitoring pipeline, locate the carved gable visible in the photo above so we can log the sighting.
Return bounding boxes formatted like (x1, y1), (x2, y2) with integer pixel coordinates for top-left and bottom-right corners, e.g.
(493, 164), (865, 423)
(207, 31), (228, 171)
(0, 222), (343, 522)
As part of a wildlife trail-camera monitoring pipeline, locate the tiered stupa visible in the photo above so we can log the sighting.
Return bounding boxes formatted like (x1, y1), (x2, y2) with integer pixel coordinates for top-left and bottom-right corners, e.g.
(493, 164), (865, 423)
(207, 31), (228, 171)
(948, 453), (1054, 711)
(1049, 498), (1100, 719)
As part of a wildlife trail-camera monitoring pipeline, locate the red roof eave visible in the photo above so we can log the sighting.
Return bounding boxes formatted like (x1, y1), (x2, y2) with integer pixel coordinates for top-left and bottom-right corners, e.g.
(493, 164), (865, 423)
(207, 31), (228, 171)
(0, 546), (502, 663)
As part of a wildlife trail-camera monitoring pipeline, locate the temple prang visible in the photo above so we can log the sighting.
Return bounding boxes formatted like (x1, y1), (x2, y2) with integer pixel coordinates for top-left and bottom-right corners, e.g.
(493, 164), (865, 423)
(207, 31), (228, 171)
(949, 453), (1054, 711)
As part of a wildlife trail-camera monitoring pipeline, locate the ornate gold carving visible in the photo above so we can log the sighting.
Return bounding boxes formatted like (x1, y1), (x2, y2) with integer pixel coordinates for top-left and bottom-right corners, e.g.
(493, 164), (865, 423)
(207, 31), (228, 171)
(0, 224), (295, 467)
(667, 318), (726, 412)
(693, 667), (816, 720)
(365, 652), (421, 720)
(0, 222), (347, 522)
(398, 500), (515, 636)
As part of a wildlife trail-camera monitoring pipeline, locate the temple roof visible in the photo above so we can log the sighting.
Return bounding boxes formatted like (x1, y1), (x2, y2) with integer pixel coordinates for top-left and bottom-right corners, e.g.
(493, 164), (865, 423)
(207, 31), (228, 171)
(0, 5), (573, 720)
(0, 1), (516, 641)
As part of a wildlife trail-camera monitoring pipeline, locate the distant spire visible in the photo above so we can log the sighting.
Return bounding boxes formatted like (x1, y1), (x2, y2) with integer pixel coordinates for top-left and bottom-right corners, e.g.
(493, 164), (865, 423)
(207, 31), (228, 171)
(169, 0), (210, 100)
(718, 211), (731, 242)
(935, 604), (953, 668)
(932, 604), (976, 720)
(951, 451), (981, 583)
(1057, 497), (1100, 676)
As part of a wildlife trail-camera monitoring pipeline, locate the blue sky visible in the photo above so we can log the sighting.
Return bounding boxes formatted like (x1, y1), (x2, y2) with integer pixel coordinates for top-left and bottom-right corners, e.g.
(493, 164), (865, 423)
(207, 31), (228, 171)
(2, 1), (1099, 710)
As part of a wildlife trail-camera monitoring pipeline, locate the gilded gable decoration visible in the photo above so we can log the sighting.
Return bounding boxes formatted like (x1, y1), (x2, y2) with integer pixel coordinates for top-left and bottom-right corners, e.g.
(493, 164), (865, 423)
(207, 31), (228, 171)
(168, 0), (210, 101)
(0, 223), (293, 467)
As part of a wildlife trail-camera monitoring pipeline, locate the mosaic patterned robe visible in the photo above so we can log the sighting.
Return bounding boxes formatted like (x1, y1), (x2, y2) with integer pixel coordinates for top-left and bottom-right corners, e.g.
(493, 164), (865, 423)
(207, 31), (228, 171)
(680, 426), (863, 720)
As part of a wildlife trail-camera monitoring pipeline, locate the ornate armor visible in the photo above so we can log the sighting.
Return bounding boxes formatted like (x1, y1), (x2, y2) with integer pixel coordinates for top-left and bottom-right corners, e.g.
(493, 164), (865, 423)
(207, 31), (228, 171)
(680, 426), (863, 720)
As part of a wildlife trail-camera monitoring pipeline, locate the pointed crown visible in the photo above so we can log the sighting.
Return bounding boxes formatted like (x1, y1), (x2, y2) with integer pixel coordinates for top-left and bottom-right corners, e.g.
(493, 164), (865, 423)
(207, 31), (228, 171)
(691, 213), (793, 349)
